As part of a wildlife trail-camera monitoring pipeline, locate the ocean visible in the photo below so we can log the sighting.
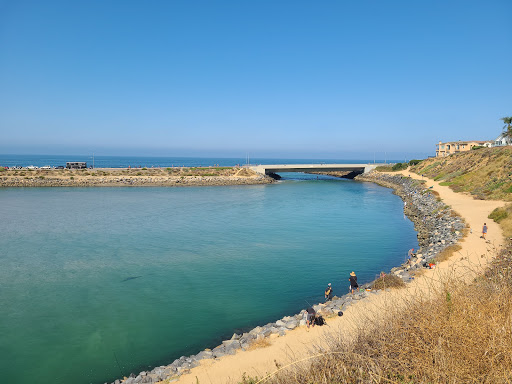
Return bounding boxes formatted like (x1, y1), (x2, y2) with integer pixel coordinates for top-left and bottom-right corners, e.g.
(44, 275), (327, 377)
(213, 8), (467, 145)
(0, 156), (415, 384)
(0, 154), (394, 169)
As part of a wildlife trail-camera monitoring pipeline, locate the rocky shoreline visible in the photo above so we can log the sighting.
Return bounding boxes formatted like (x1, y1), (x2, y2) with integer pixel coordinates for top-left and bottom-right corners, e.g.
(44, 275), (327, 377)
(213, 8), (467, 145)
(107, 171), (466, 384)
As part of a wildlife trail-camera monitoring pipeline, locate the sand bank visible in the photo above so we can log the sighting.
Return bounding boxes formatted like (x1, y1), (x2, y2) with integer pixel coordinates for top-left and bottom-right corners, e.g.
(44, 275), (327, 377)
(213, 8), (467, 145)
(0, 167), (274, 187)
(160, 170), (506, 384)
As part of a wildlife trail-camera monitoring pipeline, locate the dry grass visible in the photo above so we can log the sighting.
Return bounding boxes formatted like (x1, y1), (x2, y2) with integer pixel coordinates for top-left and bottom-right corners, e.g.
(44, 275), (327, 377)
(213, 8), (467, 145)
(247, 338), (272, 351)
(371, 274), (406, 290)
(248, 248), (512, 384)
(434, 244), (462, 263)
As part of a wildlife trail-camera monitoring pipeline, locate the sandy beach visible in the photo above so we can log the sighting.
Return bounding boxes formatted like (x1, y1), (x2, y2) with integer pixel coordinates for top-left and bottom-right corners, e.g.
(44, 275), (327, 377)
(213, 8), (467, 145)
(169, 169), (507, 384)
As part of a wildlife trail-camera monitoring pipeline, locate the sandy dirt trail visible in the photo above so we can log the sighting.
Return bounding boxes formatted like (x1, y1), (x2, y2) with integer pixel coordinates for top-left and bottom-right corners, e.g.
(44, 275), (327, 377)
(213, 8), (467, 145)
(172, 170), (506, 384)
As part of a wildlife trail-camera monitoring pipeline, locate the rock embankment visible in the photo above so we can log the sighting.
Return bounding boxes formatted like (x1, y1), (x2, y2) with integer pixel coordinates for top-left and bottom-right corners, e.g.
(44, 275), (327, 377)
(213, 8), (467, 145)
(356, 172), (466, 272)
(107, 171), (466, 384)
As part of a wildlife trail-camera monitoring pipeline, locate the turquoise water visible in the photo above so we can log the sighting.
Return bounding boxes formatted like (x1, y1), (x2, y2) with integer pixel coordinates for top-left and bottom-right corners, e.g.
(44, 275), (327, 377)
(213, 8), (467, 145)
(0, 175), (417, 384)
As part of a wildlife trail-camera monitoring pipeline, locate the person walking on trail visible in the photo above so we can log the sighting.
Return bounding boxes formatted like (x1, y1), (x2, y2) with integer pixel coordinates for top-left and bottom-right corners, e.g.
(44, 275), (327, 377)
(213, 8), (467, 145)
(324, 283), (333, 302)
(306, 307), (316, 328)
(482, 223), (488, 240)
(349, 271), (359, 294)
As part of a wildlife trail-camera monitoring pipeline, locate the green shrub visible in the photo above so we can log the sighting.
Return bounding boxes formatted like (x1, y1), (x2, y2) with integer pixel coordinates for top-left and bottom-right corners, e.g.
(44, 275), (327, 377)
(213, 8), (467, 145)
(391, 162), (408, 171)
(375, 165), (394, 172)
(489, 207), (509, 223)
(409, 159), (423, 166)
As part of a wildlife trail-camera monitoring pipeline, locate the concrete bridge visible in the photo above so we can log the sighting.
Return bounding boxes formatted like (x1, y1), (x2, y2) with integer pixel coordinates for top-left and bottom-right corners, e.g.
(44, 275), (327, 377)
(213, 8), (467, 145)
(249, 163), (382, 178)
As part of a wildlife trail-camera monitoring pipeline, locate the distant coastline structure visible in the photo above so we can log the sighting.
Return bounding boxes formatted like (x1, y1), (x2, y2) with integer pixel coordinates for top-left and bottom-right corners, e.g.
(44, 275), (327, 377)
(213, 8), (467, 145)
(435, 140), (492, 157)
(66, 162), (87, 169)
(494, 133), (512, 147)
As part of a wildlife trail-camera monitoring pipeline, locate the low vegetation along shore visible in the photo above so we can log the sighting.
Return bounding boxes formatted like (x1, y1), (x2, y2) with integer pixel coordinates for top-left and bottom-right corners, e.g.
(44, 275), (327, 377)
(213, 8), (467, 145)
(0, 167), (274, 187)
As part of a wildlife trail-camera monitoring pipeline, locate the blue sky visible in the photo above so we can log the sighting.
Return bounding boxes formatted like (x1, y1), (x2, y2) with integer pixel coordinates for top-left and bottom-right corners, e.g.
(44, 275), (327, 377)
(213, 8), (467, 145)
(1, 0), (511, 159)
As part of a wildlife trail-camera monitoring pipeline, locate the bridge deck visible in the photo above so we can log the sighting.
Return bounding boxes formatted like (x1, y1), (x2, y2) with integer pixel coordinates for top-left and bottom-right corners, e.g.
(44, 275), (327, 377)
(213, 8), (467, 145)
(250, 163), (381, 175)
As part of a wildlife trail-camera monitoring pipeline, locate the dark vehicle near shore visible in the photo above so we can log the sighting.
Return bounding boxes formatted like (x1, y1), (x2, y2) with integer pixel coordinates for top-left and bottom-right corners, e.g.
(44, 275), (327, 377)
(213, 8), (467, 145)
(66, 162), (87, 169)
(56, 166), (65, 169)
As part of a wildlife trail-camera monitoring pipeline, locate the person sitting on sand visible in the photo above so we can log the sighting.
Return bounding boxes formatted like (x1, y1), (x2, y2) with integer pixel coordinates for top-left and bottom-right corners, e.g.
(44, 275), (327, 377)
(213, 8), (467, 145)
(349, 271), (358, 294)
(324, 283), (333, 302)
(306, 307), (316, 328)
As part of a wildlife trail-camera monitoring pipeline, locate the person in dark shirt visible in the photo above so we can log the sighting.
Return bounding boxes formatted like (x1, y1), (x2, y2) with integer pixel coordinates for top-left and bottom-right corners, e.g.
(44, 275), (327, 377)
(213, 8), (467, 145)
(349, 271), (358, 294)
(306, 307), (316, 328)
(324, 283), (333, 302)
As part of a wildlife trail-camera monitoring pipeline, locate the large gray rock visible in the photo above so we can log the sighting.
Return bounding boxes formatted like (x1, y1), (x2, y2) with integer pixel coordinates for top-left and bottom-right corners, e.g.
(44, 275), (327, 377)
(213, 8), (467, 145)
(195, 350), (214, 360)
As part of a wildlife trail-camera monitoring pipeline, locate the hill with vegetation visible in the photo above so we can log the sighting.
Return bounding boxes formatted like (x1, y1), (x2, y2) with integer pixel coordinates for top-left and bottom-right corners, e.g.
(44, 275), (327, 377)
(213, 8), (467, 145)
(409, 146), (512, 201)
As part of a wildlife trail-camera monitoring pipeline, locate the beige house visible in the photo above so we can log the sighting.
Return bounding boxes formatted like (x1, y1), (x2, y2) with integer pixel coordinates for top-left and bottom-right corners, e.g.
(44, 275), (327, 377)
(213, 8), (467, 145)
(435, 140), (492, 157)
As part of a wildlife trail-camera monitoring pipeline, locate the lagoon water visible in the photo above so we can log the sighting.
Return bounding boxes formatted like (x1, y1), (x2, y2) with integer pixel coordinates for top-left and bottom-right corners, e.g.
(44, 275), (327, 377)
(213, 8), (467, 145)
(0, 173), (417, 384)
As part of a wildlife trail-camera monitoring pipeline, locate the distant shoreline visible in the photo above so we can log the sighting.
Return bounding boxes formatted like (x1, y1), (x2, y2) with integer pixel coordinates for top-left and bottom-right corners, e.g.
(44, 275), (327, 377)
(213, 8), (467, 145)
(0, 167), (275, 187)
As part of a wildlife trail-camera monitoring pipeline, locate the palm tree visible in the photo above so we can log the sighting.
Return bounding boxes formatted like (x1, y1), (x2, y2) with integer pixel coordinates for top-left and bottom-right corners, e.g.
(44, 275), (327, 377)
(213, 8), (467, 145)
(501, 117), (512, 141)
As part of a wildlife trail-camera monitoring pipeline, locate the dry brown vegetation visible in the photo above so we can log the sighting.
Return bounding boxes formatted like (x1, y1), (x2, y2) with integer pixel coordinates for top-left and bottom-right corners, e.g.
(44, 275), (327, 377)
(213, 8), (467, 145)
(434, 244), (462, 263)
(371, 274), (406, 290)
(241, 248), (512, 384)
(410, 147), (512, 201)
(247, 338), (272, 351)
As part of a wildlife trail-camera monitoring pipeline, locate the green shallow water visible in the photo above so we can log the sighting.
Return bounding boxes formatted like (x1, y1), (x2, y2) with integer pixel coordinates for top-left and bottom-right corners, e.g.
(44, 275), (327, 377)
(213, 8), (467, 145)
(0, 175), (417, 383)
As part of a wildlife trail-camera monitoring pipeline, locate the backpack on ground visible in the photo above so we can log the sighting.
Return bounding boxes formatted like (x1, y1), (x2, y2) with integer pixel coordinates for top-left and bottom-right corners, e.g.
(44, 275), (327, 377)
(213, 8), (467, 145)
(314, 315), (325, 326)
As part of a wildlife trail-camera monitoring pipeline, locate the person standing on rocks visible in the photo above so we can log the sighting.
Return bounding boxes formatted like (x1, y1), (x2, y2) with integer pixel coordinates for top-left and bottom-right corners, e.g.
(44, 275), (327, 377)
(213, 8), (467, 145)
(407, 248), (415, 263)
(306, 307), (316, 328)
(324, 283), (333, 302)
(349, 271), (358, 294)
(482, 223), (488, 240)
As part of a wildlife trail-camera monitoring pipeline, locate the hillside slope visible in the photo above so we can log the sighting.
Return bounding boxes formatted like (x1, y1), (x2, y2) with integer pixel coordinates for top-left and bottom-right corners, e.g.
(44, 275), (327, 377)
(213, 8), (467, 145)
(410, 146), (512, 201)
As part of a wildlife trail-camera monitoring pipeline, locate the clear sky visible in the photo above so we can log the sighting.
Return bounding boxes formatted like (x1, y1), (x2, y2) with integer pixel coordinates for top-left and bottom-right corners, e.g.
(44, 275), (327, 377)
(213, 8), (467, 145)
(1, 0), (511, 159)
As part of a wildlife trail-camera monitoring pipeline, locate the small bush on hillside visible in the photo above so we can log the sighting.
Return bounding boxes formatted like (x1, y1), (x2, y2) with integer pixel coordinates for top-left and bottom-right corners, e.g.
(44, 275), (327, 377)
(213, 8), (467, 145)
(375, 165), (394, 172)
(408, 159), (423, 166)
(489, 206), (509, 223)
(391, 162), (408, 171)
(372, 274), (406, 290)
